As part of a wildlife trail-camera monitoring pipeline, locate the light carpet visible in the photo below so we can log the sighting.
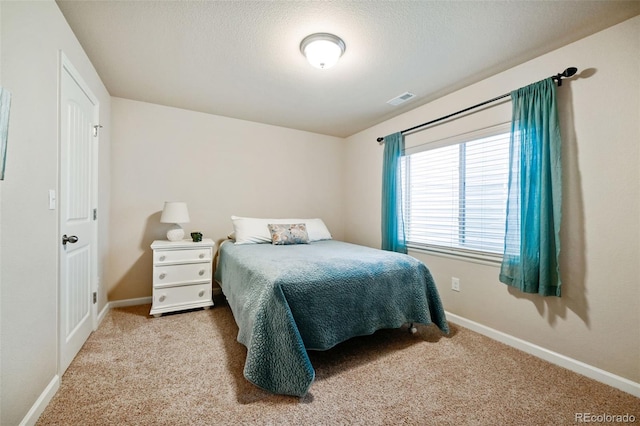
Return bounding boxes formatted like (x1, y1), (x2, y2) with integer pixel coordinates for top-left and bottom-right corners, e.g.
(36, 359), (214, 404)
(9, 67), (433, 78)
(37, 297), (639, 425)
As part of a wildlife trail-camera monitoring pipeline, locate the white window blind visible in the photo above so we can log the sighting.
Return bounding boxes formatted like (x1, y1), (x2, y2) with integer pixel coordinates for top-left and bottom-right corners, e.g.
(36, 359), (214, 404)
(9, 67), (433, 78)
(401, 124), (512, 259)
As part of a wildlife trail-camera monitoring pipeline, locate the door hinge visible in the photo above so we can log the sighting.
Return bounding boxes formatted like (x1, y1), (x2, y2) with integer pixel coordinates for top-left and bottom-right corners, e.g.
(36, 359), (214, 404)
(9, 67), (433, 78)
(93, 292), (97, 304)
(93, 208), (97, 220)
(92, 124), (103, 137)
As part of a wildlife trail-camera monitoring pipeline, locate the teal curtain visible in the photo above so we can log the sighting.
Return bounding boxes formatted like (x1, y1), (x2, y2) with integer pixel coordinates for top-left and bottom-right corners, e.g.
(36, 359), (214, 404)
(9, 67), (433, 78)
(499, 78), (562, 296)
(381, 132), (407, 253)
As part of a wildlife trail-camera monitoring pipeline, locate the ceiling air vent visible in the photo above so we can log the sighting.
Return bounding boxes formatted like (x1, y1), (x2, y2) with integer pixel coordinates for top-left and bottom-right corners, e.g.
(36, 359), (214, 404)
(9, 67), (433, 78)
(387, 92), (416, 106)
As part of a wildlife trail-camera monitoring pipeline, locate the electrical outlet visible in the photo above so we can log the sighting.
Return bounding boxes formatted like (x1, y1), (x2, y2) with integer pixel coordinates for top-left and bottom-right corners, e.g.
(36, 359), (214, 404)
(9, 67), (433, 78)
(451, 277), (460, 292)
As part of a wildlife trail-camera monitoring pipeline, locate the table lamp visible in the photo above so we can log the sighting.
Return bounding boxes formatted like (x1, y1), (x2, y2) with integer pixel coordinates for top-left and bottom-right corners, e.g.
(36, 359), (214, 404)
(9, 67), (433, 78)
(160, 201), (190, 241)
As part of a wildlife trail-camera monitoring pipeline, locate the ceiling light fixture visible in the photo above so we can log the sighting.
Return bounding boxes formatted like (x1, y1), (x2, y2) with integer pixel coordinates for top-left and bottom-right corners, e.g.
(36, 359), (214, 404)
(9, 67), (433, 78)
(300, 33), (346, 69)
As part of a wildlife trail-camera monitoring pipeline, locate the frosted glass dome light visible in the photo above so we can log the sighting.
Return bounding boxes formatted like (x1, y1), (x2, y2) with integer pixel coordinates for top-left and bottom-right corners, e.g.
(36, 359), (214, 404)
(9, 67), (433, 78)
(300, 33), (346, 69)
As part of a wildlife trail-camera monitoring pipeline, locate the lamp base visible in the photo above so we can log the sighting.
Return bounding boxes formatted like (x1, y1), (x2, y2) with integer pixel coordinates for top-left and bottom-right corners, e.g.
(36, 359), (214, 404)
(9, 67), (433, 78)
(166, 224), (184, 241)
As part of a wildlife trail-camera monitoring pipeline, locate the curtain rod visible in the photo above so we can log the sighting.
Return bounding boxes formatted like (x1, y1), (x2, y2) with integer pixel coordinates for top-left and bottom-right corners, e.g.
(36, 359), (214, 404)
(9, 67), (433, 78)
(376, 67), (577, 143)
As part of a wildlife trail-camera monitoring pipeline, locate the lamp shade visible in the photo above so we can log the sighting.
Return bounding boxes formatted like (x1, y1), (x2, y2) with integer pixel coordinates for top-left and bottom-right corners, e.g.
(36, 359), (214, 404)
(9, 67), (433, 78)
(160, 202), (190, 224)
(300, 33), (346, 69)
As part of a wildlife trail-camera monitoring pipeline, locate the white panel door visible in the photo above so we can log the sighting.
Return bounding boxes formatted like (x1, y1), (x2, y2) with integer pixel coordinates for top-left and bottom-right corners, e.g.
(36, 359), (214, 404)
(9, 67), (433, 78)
(59, 55), (98, 374)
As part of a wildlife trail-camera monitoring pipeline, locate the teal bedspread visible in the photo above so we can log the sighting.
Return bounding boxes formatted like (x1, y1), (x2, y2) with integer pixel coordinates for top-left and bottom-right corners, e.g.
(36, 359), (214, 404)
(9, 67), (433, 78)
(214, 240), (449, 397)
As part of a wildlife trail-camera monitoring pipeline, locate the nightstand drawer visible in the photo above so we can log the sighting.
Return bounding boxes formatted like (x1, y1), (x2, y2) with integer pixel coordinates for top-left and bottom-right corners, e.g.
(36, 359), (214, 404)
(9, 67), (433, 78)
(154, 263), (211, 287)
(154, 248), (212, 265)
(150, 238), (215, 317)
(152, 283), (212, 310)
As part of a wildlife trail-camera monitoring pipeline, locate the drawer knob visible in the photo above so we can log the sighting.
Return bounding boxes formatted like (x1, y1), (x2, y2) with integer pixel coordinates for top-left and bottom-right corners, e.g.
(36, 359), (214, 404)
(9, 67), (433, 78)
(159, 273), (166, 280)
(159, 295), (166, 302)
(199, 253), (205, 259)
(159, 255), (166, 261)
(199, 269), (205, 276)
(198, 290), (205, 297)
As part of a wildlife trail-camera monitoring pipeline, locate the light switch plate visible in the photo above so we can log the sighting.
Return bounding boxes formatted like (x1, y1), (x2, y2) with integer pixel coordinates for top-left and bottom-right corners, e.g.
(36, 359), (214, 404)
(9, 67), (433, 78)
(48, 189), (56, 210)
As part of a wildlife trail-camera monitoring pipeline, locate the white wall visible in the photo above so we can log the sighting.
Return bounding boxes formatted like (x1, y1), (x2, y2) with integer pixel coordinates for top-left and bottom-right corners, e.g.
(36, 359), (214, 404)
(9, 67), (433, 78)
(344, 17), (640, 384)
(0, 1), (110, 424)
(0, 3), (636, 423)
(108, 98), (344, 301)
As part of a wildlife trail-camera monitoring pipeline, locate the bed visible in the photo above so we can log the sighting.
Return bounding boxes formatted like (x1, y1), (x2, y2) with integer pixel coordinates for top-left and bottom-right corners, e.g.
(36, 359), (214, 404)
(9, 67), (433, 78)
(214, 217), (449, 397)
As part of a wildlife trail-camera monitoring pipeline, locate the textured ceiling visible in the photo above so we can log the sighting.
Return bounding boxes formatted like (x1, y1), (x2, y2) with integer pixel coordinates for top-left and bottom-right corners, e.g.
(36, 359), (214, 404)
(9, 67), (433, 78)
(56, 1), (640, 138)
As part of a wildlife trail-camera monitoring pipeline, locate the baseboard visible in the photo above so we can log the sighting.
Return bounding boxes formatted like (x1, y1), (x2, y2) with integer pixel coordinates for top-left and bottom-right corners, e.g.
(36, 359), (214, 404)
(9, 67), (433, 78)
(445, 311), (640, 398)
(96, 302), (110, 328)
(19, 375), (60, 426)
(109, 296), (152, 308)
(110, 292), (223, 307)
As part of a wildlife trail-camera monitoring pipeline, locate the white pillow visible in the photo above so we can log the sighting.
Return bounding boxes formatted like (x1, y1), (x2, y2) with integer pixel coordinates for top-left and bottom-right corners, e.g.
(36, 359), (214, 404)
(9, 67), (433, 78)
(231, 216), (332, 244)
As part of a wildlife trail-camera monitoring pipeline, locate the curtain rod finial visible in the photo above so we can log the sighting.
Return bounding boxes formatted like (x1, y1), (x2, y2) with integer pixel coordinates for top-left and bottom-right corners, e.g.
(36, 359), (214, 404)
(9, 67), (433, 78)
(553, 67), (578, 86)
(377, 137), (384, 143)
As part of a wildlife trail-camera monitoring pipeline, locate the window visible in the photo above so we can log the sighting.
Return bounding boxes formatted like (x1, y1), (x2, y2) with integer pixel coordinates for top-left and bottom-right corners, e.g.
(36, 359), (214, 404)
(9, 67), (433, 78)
(401, 124), (512, 260)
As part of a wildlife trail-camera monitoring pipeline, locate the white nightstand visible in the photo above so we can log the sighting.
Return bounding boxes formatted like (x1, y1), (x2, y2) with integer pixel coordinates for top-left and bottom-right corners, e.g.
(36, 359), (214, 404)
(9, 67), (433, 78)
(150, 238), (215, 317)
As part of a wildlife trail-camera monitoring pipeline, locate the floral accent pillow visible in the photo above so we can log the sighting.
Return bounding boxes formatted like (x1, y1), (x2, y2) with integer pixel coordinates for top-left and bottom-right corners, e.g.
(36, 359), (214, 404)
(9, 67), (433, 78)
(267, 223), (310, 245)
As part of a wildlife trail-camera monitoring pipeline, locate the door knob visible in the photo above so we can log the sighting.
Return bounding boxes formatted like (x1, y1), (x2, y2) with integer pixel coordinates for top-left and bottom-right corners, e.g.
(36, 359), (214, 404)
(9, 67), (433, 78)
(62, 234), (79, 246)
